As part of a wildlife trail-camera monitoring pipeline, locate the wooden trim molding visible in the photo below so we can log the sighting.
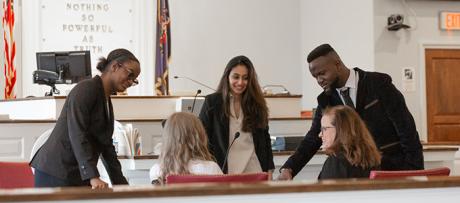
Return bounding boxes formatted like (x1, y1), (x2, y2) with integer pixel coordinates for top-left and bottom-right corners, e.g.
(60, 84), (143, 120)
(0, 96), (65, 102)
(423, 146), (459, 151)
(118, 155), (159, 159)
(2, 176), (460, 202)
(268, 117), (310, 121)
(118, 145), (458, 160)
(0, 95), (303, 102)
(262, 94), (302, 98)
(422, 141), (460, 146)
(0, 119), (56, 123)
(0, 117), (311, 123)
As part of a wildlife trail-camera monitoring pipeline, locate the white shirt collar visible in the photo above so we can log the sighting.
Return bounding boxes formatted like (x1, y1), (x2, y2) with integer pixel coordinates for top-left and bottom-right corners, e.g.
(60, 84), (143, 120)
(337, 69), (357, 91)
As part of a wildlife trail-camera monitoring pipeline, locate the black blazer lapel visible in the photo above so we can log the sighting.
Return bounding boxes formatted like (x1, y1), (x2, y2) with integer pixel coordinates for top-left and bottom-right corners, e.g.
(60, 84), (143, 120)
(317, 90), (343, 110)
(355, 68), (368, 114)
(214, 95), (230, 150)
(108, 97), (114, 136)
(96, 77), (110, 127)
(221, 115), (230, 149)
(330, 90), (343, 106)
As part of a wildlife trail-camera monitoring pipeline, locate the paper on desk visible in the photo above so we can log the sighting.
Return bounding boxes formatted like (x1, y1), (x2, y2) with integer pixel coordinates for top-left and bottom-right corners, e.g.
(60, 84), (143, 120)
(122, 124), (141, 156)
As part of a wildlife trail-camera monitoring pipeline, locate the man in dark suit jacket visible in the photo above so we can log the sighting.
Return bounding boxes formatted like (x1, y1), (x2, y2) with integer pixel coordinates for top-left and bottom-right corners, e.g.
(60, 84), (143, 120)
(278, 44), (424, 180)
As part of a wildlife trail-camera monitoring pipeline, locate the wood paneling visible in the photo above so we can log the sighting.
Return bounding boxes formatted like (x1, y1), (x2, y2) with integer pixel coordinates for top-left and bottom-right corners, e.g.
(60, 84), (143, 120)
(426, 49), (460, 142)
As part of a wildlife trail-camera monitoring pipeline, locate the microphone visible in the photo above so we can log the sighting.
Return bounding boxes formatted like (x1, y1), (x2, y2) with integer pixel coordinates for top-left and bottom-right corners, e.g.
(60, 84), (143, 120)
(191, 89), (201, 113)
(222, 132), (240, 173)
(174, 75), (216, 92)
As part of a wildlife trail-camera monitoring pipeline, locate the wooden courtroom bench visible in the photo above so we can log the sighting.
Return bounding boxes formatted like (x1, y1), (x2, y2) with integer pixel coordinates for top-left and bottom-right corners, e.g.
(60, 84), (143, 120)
(2, 176), (460, 202)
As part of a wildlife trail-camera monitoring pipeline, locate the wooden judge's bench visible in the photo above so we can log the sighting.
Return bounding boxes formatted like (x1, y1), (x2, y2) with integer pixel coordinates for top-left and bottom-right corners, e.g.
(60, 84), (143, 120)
(2, 176), (460, 202)
(0, 95), (459, 185)
(0, 95), (308, 161)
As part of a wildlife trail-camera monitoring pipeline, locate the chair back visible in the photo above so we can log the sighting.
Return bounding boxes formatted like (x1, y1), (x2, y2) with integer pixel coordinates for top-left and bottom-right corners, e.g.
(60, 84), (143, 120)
(166, 172), (269, 184)
(369, 167), (451, 179)
(0, 162), (34, 189)
(30, 128), (53, 161)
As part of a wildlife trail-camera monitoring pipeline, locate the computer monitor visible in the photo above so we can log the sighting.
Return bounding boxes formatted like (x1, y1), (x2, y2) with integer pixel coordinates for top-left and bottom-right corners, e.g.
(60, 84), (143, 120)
(34, 51), (91, 96)
(36, 50), (92, 84)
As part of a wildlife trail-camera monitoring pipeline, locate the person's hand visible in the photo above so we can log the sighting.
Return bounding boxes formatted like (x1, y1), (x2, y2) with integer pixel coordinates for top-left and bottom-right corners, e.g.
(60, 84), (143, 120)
(90, 177), (108, 189)
(268, 171), (273, 181)
(277, 168), (293, 181)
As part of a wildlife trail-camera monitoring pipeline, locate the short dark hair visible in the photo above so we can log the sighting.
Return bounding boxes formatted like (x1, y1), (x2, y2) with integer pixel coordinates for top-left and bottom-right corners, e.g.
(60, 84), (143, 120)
(307, 44), (335, 63)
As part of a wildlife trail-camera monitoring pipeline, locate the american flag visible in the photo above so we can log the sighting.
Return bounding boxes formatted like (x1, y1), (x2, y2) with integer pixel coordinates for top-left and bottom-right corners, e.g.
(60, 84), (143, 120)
(2, 0), (16, 99)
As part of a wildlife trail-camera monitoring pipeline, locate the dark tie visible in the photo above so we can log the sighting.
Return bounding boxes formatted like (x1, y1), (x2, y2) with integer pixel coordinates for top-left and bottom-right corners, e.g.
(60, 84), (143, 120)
(339, 87), (355, 108)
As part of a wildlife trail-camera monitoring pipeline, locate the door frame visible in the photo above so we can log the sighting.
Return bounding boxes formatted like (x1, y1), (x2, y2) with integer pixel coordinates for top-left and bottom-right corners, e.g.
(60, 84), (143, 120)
(418, 42), (460, 142)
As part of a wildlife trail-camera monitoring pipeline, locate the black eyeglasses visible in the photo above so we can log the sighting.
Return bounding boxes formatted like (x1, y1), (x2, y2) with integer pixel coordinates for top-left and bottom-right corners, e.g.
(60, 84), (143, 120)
(118, 63), (139, 85)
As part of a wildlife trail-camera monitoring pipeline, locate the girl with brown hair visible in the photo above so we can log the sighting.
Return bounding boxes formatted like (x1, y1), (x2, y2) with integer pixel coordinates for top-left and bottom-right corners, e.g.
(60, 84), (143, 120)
(318, 105), (381, 179)
(199, 55), (274, 176)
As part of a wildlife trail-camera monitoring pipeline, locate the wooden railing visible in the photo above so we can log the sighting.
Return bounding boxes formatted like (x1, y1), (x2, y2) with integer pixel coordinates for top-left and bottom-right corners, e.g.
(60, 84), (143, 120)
(2, 176), (460, 202)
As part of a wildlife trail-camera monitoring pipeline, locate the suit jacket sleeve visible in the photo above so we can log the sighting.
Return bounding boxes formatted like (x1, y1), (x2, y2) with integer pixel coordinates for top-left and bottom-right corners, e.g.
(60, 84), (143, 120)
(318, 156), (348, 180)
(281, 105), (323, 177)
(100, 140), (128, 185)
(264, 126), (275, 171)
(66, 87), (100, 181)
(199, 96), (215, 155)
(378, 75), (423, 169)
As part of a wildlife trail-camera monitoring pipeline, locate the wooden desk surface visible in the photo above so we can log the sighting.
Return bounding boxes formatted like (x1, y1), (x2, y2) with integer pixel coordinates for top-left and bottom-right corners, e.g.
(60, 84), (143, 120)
(0, 95), (303, 102)
(1, 176), (460, 202)
(0, 116), (311, 123)
(117, 145), (458, 160)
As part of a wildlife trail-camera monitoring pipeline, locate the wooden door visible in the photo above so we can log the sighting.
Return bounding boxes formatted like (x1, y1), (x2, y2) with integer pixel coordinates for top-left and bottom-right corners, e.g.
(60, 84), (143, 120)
(426, 49), (460, 143)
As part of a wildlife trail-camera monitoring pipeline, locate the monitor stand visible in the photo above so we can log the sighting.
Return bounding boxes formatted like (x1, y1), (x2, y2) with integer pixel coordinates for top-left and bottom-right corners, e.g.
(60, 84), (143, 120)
(45, 84), (60, 96)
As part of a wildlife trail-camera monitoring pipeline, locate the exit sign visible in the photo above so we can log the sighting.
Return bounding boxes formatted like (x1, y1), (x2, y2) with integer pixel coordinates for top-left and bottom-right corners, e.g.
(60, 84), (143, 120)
(440, 12), (460, 30)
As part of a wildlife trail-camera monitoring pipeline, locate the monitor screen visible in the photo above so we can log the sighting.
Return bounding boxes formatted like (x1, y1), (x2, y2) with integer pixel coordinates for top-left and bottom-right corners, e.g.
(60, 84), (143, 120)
(36, 51), (92, 84)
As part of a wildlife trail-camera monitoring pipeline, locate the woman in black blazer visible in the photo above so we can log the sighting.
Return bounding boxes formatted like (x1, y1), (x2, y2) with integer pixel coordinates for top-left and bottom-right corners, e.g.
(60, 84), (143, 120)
(30, 49), (141, 188)
(318, 106), (381, 179)
(199, 55), (274, 177)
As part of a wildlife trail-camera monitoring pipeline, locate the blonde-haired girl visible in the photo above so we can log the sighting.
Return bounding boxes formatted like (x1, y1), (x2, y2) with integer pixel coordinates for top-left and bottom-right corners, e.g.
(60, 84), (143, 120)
(150, 112), (222, 184)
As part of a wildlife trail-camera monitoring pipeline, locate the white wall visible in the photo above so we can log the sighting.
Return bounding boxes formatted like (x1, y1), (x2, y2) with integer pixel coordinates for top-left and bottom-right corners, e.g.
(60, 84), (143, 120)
(20, 0), (303, 103)
(10, 0), (460, 143)
(300, 0), (375, 110)
(374, 0), (460, 141)
(168, 0), (302, 96)
(20, 0), (155, 97)
(168, 0), (375, 108)
(17, 0), (460, 142)
(17, 0), (375, 112)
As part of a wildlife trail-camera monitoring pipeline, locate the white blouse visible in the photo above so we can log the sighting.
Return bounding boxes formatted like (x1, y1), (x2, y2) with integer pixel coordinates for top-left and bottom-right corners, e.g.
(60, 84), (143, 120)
(227, 96), (262, 174)
(149, 159), (223, 181)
